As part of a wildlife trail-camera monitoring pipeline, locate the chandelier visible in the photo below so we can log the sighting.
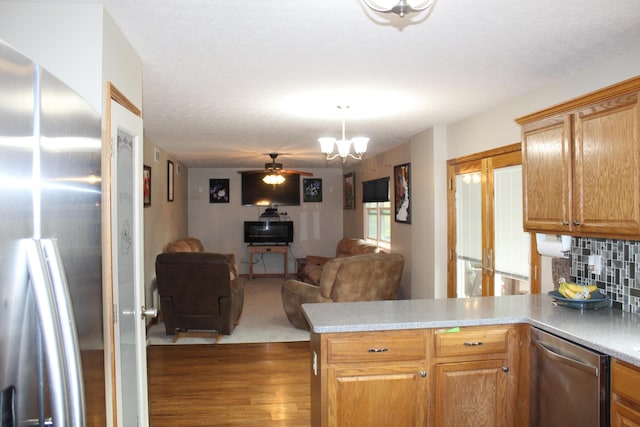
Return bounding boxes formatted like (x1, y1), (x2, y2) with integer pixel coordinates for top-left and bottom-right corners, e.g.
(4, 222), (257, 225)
(360, 0), (435, 17)
(319, 106), (369, 163)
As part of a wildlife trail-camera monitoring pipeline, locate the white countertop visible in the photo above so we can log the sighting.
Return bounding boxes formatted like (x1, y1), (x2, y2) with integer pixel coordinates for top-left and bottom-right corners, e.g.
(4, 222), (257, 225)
(302, 294), (640, 367)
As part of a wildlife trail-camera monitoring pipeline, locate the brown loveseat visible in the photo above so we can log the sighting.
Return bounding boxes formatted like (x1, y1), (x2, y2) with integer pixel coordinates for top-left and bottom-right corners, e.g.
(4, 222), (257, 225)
(282, 252), (404, 330)
(155, 238), (244, 335)
(300, 238), (381, 285)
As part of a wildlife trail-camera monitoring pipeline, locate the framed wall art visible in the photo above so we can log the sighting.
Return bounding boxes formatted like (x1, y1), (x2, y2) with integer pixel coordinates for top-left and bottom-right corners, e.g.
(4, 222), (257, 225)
(394, 163), (411, 223)
(303, 178), (322, 203)
(343, 172), (355, 210)
(143, 165), (151, 207)
(209, 178), (230, 203)
(167, 160), (174, 202)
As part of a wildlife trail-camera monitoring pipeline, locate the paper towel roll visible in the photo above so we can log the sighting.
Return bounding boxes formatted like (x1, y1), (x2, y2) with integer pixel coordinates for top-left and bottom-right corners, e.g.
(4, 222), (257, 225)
(536, 234), (570, 258)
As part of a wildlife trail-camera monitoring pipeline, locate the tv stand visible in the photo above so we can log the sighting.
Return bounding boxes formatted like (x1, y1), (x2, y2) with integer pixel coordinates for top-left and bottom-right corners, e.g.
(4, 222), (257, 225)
(248, 244), (289, 280)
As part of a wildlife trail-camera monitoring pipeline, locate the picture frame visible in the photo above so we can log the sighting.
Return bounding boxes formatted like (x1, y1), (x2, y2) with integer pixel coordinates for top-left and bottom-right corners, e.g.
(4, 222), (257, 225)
(303, 178), (322, 203)
(167, 160), (174, 202)
(143, 165), (151, 207)
(209, 178), (230, 203)
(394, 163), (411, 223)
(343, 172), (355, 210)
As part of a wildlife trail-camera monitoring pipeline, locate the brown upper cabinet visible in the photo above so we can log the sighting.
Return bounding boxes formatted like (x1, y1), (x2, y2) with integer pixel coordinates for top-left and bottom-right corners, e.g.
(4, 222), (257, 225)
(516, 76), (640, 238)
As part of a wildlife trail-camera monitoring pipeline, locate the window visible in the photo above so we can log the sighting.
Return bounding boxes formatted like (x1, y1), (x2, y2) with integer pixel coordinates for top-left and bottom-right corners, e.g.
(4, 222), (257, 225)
(365, 201), (391, 249)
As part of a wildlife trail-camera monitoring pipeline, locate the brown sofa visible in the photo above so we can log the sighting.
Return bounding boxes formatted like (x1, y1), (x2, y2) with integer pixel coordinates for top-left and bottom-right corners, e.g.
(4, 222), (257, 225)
(300, 238), (381, 285)
(282, 252), (404, 330)
(155, 238), (244, 335)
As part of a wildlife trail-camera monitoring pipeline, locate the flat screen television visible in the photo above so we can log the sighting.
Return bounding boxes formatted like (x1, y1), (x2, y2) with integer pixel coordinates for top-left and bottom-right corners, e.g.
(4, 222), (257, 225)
(362, 177), (390, 202)
(244, 221), (294, 244)
(241, 173), (300, 206)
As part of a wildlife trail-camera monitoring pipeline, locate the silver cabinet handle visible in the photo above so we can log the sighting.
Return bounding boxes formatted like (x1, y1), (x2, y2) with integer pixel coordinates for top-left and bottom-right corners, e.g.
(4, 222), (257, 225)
(562, 220), (570, 226)
(573, 220), (581, 226)
(420, 371), (427, 378)
(463, 341), (484, 346)
(367, 348), (389, 353)
(502, 366), (509, 373)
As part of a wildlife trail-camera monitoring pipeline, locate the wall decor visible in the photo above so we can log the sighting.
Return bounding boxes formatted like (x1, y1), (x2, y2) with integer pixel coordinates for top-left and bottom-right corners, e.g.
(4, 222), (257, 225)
(167, 160), (174, 202)
(209, 178), (230, 203)
(303, 178), (322, 203)
(143, 165), (151, 207)
(343, 172), (355, 210)
(394, 163), (411, 223)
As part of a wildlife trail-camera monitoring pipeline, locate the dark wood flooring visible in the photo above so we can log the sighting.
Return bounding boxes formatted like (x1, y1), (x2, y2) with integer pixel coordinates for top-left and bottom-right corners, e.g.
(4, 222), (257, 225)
(147, 341), (311, 427)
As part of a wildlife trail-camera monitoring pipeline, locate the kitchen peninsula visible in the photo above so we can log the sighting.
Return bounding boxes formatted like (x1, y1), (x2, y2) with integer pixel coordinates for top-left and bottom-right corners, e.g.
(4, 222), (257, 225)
(303, 294), (640, 426)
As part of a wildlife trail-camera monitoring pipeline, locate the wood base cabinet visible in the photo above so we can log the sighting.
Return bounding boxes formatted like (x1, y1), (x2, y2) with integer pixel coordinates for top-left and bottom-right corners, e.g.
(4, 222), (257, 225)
(434, 359), (508, 427)
(310, 325), (528, 427)
(517, 75), (640, 237)
(311, 330), (429, 427)
(611, 358), (640, 426)
(432, 325), (528, 427)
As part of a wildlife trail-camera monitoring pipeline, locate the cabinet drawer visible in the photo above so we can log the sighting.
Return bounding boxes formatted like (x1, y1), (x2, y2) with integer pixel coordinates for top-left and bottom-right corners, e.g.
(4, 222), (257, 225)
(612, 359), (640, 404)
(435, 326), (508, 358)
(327, 331), (427, 364)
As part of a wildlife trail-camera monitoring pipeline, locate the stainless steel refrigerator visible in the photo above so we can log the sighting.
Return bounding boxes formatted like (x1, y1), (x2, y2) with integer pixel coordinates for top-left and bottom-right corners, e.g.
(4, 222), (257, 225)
(0, 40), (105, 426)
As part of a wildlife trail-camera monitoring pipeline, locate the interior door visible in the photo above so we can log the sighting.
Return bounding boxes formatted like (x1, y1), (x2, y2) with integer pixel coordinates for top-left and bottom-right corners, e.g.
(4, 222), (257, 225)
(109, 98), (151, 426)
(447, 145), (537, 298)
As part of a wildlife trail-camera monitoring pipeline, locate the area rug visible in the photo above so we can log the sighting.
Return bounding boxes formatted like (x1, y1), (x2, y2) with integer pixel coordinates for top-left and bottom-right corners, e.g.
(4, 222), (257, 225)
(146, 277), (310, 345)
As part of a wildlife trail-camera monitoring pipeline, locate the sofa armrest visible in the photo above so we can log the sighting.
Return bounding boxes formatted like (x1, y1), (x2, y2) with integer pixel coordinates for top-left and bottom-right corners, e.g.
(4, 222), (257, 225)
(281, 279), (325, 330)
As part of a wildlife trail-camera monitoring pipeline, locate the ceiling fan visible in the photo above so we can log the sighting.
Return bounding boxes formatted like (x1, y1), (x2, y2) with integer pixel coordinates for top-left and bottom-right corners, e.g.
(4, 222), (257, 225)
(238, 153), (313, 177)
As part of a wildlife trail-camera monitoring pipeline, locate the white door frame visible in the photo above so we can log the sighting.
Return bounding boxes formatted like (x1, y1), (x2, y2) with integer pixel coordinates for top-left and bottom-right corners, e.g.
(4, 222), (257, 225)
(102, 83), (149, 426)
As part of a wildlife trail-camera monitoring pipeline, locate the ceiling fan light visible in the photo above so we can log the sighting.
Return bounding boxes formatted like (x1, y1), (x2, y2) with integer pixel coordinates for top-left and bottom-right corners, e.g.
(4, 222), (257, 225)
(263, 174), (285, 185)
(352, 137), (369, 154)
(319, 137), (336, 154)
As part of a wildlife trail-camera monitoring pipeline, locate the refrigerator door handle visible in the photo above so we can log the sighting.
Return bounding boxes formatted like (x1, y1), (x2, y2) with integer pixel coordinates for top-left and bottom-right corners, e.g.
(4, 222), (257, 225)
(24, 239), (70, 426)
(41, 239), (87, 427)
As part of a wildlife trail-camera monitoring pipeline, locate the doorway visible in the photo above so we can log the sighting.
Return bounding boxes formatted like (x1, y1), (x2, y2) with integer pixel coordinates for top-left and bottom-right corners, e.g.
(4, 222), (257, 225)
(446, 144), (540, 298)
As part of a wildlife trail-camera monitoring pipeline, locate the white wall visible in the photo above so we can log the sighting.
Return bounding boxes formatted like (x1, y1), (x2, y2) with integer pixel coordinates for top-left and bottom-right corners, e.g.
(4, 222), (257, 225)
(0, 3), (104, 111)
(188, 167), (344, 276)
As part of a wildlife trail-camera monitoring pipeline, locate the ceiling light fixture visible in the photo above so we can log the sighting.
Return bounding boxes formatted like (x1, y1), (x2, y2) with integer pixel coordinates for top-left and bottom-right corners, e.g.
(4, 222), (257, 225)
(360, 0), (435, 17)
(263, 174), (285, 185)
(319, 106), (369, 163)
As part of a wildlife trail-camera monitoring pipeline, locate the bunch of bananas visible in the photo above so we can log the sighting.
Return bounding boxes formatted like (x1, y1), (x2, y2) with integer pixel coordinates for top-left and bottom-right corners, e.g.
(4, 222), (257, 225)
(558, 279), (598, 300)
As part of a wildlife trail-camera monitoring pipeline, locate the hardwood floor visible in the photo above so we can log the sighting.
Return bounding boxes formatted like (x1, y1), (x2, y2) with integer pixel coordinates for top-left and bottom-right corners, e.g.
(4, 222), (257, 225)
(147, 342), (311, 427)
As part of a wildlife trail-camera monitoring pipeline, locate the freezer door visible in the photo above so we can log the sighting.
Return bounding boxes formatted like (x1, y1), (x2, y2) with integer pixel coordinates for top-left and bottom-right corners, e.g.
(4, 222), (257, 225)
(0, 40), (41, 424)
(38, 65), (104, 424)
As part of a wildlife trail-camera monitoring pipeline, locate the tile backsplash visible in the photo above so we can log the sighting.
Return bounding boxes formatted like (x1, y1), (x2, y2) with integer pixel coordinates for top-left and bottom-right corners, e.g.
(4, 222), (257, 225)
(570, 237), (640, 313)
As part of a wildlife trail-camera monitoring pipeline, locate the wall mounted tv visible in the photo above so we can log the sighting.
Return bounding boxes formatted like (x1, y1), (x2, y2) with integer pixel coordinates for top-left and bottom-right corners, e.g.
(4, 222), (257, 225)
(362, 177), (390, 203)
(241, 173), (301, 206)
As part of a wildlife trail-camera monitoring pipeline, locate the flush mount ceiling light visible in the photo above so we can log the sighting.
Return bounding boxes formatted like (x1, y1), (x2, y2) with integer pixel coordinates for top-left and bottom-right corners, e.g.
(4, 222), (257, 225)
(360, 0), (436, 17)
(319, 106), (369, 163)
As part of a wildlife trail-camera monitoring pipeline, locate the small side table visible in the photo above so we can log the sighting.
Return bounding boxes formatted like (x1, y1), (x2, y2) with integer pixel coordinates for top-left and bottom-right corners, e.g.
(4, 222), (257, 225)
(248, 244), (289, 279)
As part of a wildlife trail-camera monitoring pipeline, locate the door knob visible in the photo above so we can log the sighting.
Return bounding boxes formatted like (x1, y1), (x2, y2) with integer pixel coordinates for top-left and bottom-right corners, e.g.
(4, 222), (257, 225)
(141, 306), (158, 319)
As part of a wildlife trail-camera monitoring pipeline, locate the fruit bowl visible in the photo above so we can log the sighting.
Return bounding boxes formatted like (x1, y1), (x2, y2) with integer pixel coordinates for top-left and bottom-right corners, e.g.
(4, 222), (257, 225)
(548, 290), (611, 310)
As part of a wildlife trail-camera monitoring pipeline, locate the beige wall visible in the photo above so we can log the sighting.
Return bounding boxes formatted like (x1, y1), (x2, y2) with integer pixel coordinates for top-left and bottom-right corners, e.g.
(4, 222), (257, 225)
(142, 142), (188, 307)
(435, 46), (640, 298)
(187, 167), (344, 276)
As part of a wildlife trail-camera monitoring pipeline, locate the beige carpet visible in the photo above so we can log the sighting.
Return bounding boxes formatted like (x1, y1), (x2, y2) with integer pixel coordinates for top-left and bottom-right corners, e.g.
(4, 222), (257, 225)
(146, 277), (310, 345)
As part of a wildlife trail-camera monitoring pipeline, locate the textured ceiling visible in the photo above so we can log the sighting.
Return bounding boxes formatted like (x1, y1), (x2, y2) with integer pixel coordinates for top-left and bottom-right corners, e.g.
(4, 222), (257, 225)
(76, 0), (640, 169)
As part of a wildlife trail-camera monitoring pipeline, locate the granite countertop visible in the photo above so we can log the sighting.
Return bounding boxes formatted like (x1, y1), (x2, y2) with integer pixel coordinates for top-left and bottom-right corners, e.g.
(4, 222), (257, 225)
(302, 294), (640, 367)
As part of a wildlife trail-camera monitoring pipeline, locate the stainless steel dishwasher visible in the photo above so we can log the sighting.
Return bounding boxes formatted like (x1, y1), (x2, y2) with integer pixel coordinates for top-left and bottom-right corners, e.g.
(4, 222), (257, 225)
(531, 328), (609, 427)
